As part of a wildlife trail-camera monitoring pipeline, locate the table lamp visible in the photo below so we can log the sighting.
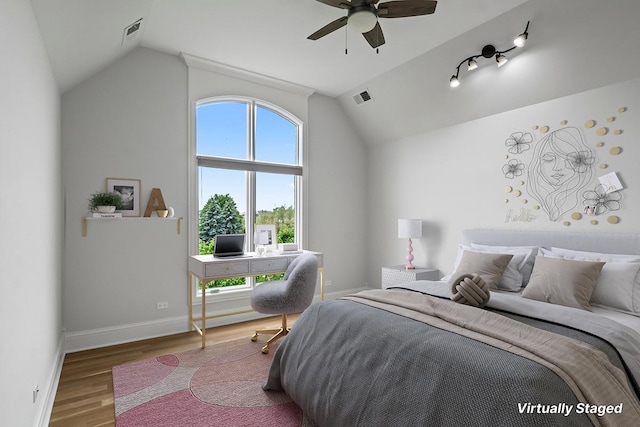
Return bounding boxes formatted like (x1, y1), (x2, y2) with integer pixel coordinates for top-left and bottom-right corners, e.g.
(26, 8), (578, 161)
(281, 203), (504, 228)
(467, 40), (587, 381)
(398, 219), (422, 270)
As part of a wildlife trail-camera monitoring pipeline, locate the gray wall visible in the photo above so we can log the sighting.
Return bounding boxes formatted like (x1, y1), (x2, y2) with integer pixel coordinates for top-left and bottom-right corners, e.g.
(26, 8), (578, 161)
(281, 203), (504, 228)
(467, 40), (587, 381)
(61, 48), (369, 351)
(0, 1), (62, 426)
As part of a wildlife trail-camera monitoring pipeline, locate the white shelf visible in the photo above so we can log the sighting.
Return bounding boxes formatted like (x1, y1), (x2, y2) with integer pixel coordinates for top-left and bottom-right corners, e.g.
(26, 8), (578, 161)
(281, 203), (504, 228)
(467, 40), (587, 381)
(82, 216), (183, 236)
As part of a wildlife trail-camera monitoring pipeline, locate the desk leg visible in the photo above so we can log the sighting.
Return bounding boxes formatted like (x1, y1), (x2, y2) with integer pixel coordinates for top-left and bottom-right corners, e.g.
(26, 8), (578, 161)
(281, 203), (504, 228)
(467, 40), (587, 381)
(201, 279), (207, 349)
(188, 273), (193, 331)
(320, 268), (325, 301)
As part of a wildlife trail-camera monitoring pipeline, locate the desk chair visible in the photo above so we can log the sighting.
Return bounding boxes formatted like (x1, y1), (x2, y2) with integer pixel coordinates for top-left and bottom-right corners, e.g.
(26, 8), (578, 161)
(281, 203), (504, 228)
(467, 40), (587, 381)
(250, 253), (318, 354)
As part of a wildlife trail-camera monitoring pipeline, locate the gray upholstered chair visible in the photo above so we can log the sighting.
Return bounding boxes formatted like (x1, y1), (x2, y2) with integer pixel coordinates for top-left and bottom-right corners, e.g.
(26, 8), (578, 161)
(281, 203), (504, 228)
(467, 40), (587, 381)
(250, 253), (319, 353)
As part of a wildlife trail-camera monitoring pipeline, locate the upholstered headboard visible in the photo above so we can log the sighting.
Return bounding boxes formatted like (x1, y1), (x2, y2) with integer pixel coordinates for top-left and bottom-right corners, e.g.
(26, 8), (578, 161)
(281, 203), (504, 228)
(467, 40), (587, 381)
(461, 229), (640, 256)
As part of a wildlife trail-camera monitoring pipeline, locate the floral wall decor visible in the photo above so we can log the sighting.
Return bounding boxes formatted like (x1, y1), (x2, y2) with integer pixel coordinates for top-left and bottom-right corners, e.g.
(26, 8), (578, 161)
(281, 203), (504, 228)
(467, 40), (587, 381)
(502, 107), (628, 226)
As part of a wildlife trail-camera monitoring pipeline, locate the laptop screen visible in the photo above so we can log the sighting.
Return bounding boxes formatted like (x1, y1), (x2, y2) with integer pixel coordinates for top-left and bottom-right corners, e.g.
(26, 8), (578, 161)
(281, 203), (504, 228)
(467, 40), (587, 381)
(213, 234), (245, 257)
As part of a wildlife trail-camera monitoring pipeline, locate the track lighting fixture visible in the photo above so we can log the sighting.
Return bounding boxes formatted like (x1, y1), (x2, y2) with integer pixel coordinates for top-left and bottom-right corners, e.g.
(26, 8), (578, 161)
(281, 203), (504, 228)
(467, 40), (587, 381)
(449, 21), (530, 88)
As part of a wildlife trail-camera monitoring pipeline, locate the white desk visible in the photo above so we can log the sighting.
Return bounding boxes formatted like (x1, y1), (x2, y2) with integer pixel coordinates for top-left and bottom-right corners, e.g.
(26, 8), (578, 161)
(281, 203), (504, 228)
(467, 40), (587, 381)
(188, 250), (324, 348)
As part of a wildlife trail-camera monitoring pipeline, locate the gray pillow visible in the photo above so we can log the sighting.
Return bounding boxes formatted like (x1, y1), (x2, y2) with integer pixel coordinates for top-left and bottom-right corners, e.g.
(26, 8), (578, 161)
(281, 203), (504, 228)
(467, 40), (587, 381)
(448, 251), (513, 291)
(522, 256), (605, 311)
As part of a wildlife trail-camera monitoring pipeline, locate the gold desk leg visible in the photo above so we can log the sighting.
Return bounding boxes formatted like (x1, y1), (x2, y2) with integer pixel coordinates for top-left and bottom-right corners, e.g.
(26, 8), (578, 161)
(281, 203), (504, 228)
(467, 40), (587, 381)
(201, 278), (207, 348)
(320, 268), (325, 301)
(82, 216), (87, 237)
(188, 273), (193, 331)
(177, 217), (183, 235)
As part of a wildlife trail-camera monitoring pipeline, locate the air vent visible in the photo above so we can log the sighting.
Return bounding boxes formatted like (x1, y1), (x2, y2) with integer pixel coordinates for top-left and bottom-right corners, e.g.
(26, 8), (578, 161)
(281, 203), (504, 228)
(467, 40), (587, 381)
(122, 18), (143, 45)
(352, 89), (374, 106)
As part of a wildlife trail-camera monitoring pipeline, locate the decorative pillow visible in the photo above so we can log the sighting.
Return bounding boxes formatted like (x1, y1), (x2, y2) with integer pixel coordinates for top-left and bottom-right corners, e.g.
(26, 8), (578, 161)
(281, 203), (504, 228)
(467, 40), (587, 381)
(450, 273), (490, 307)
(471, 243), (538, 288)
(522, 256), (605, 311)
(444, 244), (531, 291)
(448, 251), (513, 291)
(540, 248), (640, 313)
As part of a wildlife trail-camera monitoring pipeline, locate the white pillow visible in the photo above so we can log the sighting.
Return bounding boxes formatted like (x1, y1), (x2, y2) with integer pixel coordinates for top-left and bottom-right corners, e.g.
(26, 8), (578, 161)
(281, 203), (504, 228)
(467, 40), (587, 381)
(549, 247), (640, 263)
(471, 244), (538, 286)
(539, 248), (640, 313)
(445, 244), (529, 292)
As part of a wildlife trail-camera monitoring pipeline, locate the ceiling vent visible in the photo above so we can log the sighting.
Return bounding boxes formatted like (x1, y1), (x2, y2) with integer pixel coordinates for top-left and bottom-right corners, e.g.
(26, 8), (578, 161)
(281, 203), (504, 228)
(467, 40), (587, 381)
(122, 18), (143, 45)
(352, 89), (374, 106)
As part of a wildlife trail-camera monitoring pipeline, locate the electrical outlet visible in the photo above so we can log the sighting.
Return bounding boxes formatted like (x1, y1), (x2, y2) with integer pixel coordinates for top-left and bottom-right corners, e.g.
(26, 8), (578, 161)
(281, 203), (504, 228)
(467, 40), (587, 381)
(156, 302), (169, 309)
(33, 384), (39, 403)
(325, 280), (332, 287)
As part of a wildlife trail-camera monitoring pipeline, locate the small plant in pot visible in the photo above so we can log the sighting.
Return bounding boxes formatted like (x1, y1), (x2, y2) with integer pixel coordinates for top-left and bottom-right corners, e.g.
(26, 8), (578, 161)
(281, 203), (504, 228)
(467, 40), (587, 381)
(88, 191), (123, 213)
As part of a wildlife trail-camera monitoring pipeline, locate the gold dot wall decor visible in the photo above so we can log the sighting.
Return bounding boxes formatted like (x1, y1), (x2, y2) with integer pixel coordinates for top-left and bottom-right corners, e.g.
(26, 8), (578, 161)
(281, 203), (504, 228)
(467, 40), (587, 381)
(501, 105), (628, 226)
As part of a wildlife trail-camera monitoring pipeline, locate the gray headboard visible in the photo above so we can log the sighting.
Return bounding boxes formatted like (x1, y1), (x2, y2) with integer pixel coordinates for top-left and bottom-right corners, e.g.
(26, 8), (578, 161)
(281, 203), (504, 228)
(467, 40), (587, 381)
(461, 229), (640, 256)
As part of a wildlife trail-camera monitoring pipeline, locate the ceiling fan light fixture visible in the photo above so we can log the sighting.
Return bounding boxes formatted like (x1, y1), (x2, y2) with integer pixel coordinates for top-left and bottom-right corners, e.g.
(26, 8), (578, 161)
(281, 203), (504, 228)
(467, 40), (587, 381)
(449, 75), (460, 88)
(467, 58), (478, 71)
(496, 53), (508, 67)
(348, 10), (378, 33)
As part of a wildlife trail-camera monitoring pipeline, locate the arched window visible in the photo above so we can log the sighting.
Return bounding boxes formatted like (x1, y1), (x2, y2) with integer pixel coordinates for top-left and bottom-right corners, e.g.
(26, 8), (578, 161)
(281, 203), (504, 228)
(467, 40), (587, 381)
(195, 97), (303, 291)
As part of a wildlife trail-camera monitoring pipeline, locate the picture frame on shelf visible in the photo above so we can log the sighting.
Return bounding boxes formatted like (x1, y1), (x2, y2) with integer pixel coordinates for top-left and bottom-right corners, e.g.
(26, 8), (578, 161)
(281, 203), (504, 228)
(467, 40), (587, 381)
(106, 178), (141, 217)
(255, 224), (277, 250)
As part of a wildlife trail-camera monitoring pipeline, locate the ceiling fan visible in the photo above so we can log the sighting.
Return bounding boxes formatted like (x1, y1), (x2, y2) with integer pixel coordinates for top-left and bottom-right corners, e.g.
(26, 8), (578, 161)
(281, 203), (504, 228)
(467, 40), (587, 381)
(307, 0), (438, 49)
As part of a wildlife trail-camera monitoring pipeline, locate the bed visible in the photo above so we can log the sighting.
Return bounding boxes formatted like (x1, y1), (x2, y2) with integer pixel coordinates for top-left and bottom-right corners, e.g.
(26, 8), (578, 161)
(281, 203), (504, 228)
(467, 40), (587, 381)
(263, 229), (640, 427)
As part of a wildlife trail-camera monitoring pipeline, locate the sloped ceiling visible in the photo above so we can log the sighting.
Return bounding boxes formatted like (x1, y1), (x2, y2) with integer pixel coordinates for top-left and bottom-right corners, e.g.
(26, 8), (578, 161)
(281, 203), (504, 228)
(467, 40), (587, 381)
(30, 0), (528, 96)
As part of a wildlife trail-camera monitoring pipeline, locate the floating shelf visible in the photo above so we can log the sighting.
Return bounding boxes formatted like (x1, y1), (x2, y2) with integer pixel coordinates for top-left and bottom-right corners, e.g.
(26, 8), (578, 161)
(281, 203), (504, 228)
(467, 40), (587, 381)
(82, 216), (183, 237)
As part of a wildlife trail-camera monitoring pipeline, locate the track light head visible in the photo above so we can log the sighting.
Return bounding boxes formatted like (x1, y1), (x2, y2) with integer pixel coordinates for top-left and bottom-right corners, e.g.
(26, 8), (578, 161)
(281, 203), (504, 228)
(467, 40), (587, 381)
(467, 58), (478, 71)
(449, 75), (460, 88)
(496, 53), (508, 67)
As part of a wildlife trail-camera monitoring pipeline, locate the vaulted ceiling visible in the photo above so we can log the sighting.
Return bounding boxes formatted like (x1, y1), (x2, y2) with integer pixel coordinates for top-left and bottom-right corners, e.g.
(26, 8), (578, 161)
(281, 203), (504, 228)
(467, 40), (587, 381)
(30, 0), (528, 96)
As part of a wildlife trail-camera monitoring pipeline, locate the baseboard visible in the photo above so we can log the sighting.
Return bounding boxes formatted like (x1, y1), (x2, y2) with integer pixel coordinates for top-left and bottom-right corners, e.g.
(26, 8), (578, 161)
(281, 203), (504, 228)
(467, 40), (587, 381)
(37, 332), (65, 427)
(63, 287), (368, 353)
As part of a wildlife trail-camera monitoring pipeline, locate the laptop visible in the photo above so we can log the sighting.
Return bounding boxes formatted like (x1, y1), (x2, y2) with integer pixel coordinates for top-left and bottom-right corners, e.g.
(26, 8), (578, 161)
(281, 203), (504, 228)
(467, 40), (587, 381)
(213, 234), (246, 258)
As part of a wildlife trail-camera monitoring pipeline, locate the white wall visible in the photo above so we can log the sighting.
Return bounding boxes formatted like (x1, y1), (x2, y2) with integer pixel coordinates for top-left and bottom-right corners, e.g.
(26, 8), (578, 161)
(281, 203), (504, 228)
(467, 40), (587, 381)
(367, 77), (640, 288)
(0, 1), (62, 426)
(61, 48), (189, 350)
(61, 48), (369, 351)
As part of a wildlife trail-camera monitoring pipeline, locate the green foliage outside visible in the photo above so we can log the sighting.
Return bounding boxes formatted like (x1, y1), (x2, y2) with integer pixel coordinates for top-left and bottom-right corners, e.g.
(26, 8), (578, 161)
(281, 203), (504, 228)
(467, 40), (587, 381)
(198, 194), (293, 289)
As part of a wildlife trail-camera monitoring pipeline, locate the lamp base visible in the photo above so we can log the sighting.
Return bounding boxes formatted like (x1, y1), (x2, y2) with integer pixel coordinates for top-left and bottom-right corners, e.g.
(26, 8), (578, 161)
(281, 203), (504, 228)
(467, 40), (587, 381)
(405, 238), (416, 270)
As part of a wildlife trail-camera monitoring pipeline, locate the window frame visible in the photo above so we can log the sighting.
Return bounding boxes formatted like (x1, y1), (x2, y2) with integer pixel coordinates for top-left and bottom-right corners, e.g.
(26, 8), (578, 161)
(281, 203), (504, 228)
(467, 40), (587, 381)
(189, 96), (305, 300)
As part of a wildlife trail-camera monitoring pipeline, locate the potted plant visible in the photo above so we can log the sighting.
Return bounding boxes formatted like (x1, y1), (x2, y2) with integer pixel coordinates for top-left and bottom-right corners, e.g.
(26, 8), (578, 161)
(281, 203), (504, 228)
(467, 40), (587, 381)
(88, 191), (123, 213)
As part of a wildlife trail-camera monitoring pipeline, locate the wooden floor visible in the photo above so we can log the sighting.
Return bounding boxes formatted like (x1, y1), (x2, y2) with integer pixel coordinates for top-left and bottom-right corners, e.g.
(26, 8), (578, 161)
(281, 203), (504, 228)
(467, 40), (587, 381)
(49, 315), (297, 427)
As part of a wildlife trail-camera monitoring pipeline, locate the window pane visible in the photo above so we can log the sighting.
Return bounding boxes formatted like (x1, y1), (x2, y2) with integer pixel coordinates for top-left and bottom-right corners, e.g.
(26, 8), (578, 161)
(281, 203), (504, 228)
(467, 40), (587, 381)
(255, 172), (295, 245)
(196, 101), (248, 159)
(255, 105), (297, 165)
(198, 167), (247, 289)
(198, 167), (246, 244)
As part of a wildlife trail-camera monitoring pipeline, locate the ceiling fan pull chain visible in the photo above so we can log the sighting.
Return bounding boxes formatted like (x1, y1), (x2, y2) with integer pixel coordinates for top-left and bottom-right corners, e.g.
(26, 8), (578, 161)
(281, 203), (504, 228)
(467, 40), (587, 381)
(345, 25), (348, 55)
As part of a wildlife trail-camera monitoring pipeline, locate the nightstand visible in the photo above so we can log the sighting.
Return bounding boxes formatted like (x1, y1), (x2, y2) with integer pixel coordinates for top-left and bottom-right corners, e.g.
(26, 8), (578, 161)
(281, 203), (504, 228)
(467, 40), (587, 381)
(381, 265), (440, 289)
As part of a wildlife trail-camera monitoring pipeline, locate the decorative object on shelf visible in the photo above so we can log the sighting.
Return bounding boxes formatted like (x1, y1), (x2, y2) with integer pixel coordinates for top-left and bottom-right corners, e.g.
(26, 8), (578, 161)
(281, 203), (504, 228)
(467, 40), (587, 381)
(143, 187), (167, 217)
(107, 178), (141, 217)
(88, 191), (123, 213)
(156, 209), (169, 218)
(255, 230), (269, 256)
(167, 206), (175, 218)
(398, 218), (422, 270)
(449, 21), (530, 88)
(255, 224), (277, 251)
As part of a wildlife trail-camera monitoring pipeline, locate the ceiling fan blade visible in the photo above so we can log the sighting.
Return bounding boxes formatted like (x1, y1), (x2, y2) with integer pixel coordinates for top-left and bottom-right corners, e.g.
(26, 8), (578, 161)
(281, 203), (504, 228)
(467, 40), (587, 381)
(307, 16), (349, 40)
(314, 0), (352, 9)
(362, 22), (386, 48)
(377, 0), (437, 18)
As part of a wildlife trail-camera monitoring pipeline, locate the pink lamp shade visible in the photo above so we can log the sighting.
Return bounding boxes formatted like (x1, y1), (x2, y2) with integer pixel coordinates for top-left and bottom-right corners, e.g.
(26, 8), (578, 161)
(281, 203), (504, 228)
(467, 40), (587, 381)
(398, 219), (422, 270)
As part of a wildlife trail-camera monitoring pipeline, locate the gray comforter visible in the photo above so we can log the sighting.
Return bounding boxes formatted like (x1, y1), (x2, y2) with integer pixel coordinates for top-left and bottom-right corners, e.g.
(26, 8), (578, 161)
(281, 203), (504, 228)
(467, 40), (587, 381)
(263, 288), (640, 427)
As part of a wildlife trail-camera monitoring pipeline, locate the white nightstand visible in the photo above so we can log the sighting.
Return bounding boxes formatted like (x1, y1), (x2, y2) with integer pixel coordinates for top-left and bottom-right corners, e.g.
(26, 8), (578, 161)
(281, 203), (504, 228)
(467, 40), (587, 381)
(381, 265), (440, 289)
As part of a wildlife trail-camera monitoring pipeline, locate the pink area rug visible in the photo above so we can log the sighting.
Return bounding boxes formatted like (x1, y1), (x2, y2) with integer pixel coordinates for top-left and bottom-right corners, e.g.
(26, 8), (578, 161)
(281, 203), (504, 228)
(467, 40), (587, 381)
(112, 338), (314, 427)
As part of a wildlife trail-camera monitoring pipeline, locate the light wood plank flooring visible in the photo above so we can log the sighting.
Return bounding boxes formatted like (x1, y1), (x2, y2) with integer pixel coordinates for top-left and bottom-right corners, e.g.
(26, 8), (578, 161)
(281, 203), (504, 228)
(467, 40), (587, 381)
(49, 315), (297, 427)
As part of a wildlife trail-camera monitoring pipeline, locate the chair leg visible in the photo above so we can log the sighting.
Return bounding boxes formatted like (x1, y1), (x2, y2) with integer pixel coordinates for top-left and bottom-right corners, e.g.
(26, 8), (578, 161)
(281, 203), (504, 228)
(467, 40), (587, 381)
(251, 314), (290, 354)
